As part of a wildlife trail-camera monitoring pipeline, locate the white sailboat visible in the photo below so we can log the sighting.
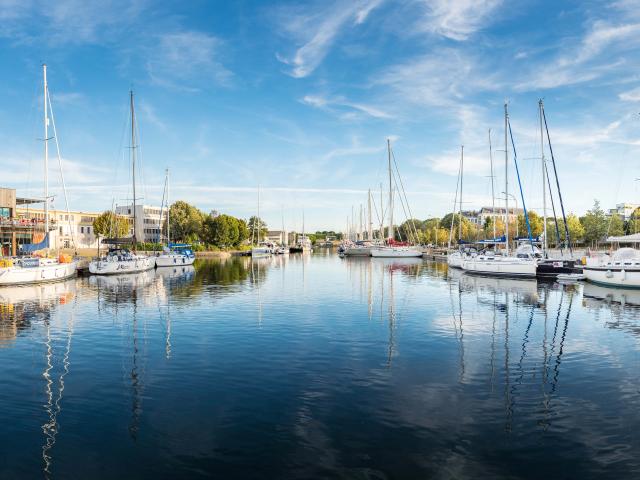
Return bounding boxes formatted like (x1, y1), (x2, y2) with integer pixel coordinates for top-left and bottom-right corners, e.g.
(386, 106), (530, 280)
(0, 65), (77, 286)
(461, 103), (537, 277)
(370, 139), (422, 258)
(156, 169), (195, 267)
(447, 146), (465, 268)
(88, 91), (156, 275)
(251, 186), (272, 258)
(583, 236), (640, 288)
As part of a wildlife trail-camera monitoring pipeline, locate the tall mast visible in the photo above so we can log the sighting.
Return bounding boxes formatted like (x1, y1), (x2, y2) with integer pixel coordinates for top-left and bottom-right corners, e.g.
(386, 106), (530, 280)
(504, 103), (509, 256)
(489, 129), (496, 242)
(387, 139), (394, 241)
(130, 91), (137, 247)
(539, 99), (548, 256)
(459, 145), (464, 241)
(359, 204), (363, 241)
(43, 64), (49, 238)
(166, 168), (170, 246)
(367, 189), (373, 240)
(257, 185), (261, 243)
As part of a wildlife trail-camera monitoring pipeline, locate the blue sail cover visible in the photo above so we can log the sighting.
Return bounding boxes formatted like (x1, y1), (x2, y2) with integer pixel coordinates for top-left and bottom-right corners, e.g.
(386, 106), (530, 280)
(477, 235), (506, 244)
(20, 233), (49, 253)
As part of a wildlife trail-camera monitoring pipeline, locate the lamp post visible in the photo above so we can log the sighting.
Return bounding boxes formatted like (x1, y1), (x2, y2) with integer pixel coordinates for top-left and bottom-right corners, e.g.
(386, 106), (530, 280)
(500, 192), (518, 238)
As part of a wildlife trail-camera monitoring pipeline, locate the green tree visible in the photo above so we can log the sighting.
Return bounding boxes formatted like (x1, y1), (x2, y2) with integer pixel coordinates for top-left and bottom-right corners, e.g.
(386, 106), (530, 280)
(625, 208), (640, 234)
(441, 213), (474, 241)
(517, 211), (543, 238)
(248, 216), (268, 242)
(204, 214), (239, 248)
(581, 200), (608, 247)
(168, 201), (204, 242)
(608, 213), (625, 237)
(93, 211), (130, 238)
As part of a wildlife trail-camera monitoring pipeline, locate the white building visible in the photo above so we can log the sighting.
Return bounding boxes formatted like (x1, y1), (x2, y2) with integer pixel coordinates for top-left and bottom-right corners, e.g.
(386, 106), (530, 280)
(115, 204), (163, 243)
(265, 230), (289, 245)
(15, 207), (101, 249)
(609, 203), (640, 221)
(474, 206), (524, 226)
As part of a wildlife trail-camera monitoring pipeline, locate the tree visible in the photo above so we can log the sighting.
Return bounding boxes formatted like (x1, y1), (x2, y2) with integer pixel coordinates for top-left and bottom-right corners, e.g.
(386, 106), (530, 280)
(440, 213), (475, 241)
(168, 201), (204, 243)
(517, 211), (543, 238)
(626, 208), (640, 235)
(93, 211), (129, 238)
(608, 214), (625, 237)
(247, 216), (268, 242)
(204, 214), (239, 248)
(581, 200), (608, 247)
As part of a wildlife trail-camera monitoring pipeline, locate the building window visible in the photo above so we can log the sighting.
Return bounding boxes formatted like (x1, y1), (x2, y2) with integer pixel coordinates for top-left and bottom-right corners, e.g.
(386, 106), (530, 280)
(80, 226), (84, 233)
(0, 207), (9, 218)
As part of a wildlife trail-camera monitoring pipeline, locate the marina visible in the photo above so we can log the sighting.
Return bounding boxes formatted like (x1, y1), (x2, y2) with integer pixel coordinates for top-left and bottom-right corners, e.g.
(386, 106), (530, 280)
(1, 254), (639, 478)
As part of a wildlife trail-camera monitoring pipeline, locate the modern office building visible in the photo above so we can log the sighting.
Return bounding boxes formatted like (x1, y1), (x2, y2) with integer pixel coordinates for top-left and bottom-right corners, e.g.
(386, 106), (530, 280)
(115, 204), (164, 243)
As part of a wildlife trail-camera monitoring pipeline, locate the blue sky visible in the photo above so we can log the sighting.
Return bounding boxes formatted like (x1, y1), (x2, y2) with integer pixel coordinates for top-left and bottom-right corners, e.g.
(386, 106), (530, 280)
(1, 0), (640, 232)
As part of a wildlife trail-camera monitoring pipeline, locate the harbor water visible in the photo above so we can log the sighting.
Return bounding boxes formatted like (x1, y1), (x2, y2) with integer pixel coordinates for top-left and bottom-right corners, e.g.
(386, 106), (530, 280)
(1, 253), (639, 479)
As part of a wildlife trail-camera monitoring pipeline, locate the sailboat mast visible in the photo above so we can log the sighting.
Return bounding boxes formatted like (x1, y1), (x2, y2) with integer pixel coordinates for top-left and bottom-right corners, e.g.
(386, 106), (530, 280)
(367, 189), (372, 241)
(539, 99), (548, 256)
(166, 168), (170, 247)
(387, 139), (393, 241)
(459, 145), (464, 241)
(489, 129), (496, 242)
(43, 64), (49, 237)
(257, 185), (261, 243)
(130, 91), (137, 247)
(504, 103), (509, 256)
(359, 204), (363, 241)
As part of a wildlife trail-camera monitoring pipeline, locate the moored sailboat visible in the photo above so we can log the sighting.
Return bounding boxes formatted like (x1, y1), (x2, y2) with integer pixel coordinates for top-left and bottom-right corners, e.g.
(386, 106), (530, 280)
(89, 91), (155, 275)
(0, 65), (77, 286)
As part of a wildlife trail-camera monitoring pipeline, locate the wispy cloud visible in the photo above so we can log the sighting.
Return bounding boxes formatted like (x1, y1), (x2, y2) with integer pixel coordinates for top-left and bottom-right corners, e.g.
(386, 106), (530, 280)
(301, 94), (392, 119)
(413, 0), (503, 41)
(276, 0), (384, 78)
(619, 86), (640, 101)
(146, 31), (232, 91)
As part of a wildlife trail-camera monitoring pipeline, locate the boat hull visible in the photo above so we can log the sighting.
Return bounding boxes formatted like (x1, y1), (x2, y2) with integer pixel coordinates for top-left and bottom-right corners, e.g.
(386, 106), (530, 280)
(343, 247), (372, 256)
(156, 254), (195, 267)
(462, 257), (537, 278)
(447, 252), (464, 269)
(370, 247), (423, 258)
(583, 266), (640, 288)
(0, 261), (77, 286)
(536, 259), (581, 279)
(88, 256), (156, 275)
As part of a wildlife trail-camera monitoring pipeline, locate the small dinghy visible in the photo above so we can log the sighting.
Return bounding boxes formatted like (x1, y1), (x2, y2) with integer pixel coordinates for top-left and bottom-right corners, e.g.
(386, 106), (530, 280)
(557, 272), (586, 282)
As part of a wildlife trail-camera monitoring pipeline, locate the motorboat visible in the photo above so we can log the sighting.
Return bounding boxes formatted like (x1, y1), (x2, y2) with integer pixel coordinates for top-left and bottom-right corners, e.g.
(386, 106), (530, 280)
(583, 247), (640, 288)
(252, 242), (273, 257)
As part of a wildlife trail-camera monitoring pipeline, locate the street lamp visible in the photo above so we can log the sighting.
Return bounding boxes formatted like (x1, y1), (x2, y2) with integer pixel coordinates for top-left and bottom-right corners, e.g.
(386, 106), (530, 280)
(500, 192), (518, 238)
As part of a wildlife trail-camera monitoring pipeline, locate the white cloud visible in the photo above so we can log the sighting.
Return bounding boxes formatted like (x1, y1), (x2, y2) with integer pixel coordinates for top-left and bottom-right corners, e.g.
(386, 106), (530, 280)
(146, 31), (232, 90)
(301, 94), (392, 119)
(619, 86), (640, 101)
(276, 0), (384, 78)
(414, 0), (503, 41)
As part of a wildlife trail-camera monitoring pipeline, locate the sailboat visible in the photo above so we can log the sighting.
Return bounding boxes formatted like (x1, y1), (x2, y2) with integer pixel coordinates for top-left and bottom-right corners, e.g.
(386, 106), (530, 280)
(251, 186), (272, 257)
(0, 65), (77, 286)
(88, 91), (156, 275)
(461, 104), (538, 277)
(370, 139), (422, 258)
(447, 146), (466, 268)
(156, 169), (195, 267)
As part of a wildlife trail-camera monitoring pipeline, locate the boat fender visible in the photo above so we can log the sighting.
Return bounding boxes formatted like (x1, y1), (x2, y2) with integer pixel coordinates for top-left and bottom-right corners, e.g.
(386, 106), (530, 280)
(622, 269), (626, 281)
(606, 270), (613, 279)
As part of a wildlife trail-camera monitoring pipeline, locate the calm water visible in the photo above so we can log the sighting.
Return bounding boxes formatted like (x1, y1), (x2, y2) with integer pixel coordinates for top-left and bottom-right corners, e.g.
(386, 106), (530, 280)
(1, 253), (639, 479)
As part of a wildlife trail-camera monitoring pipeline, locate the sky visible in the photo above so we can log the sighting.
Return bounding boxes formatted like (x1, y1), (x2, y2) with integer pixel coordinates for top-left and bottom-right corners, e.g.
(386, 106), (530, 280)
(1, 0), (640, 232)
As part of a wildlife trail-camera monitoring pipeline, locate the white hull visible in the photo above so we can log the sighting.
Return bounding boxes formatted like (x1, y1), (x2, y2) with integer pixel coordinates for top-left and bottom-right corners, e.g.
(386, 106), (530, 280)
(155, 253), (195, 267)
(251, 247), (271, 257)
(370, 247), (423, 258)
(343, 247), (372, 256)
(88, 255), (156, 275)
(0, 261), (77, 286)
(462, 256), (537, 277)
(447, 251), (464, 268)
(583, 267), (640, 289)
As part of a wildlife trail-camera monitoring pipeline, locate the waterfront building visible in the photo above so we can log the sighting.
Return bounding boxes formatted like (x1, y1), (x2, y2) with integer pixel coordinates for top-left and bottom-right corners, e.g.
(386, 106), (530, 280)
(0, 187), (55, 255)
(115, 204), (163, 243)
(15, 207), (101, 250)
(266, 230), (289, 245)
(467, 206), (525, 227)
(608, 203), (640, 221)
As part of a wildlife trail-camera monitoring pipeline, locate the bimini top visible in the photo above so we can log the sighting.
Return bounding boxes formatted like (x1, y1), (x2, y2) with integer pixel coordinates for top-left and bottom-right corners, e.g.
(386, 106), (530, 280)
(102, 237), (135, 245)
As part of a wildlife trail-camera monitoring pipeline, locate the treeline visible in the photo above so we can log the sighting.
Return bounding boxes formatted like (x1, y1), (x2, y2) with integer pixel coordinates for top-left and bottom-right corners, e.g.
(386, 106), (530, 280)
(397, 200), (638, 248)
(93, 201), (269, 250)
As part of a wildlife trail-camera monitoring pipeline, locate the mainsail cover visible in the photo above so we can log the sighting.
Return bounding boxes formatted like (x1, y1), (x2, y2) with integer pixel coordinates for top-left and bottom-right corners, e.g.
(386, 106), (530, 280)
(20, 233), (49, 253)
(606, 233), (640, 243)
